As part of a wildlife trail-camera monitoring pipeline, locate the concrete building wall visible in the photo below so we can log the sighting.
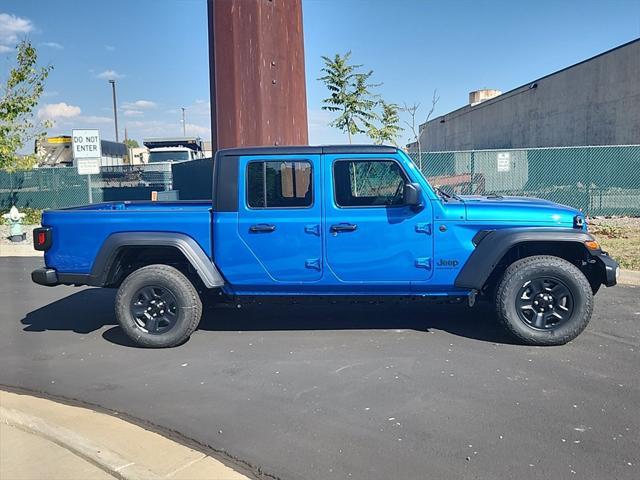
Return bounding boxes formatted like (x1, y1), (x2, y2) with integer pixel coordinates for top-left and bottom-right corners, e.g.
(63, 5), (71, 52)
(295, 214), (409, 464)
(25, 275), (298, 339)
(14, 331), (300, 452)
(418, 39), (640, 151)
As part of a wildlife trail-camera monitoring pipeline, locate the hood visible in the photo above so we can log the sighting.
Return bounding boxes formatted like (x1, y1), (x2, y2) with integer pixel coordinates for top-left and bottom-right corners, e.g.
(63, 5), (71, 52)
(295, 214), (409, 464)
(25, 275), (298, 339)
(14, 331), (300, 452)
(460, 195), (582, 225)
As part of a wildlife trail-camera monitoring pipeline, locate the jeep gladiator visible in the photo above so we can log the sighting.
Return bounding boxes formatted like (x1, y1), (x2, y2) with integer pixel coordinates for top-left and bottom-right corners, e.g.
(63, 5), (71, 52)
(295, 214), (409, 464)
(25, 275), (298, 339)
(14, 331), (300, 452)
(31, 145), (619, 348)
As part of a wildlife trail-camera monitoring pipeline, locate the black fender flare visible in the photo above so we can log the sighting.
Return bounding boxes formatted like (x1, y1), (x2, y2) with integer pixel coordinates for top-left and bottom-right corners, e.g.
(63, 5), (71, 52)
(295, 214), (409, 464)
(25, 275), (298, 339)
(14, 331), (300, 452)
(454, 228), (596, 290)
(89, 232), (225, 288)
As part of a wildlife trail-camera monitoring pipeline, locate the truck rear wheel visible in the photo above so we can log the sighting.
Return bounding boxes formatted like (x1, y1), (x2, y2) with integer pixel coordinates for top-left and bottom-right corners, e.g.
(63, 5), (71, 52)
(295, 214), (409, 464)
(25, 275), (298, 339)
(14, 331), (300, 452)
(495, 255), (593, 346)
(115, 264), (202, 348)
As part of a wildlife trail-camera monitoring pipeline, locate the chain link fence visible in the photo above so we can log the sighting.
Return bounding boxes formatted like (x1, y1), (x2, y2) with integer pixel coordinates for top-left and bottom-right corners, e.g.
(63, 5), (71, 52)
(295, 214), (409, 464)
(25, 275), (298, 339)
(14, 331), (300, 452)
(408, 145), (640, 216)
(0, 164), (174, 210)
(2, 146), (640, 216)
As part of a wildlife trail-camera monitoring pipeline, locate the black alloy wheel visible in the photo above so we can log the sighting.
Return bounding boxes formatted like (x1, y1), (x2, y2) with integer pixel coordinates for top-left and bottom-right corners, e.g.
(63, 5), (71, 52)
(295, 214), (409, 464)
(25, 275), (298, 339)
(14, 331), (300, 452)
(515, 277), (574, 330)
(130, 285), (179, 334)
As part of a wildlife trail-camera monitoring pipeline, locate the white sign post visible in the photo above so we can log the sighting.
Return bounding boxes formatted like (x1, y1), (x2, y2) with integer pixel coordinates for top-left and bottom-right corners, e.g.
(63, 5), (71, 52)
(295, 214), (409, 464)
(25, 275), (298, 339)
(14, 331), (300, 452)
(72, 129), (102, 203)
(497, 152), (511, 172)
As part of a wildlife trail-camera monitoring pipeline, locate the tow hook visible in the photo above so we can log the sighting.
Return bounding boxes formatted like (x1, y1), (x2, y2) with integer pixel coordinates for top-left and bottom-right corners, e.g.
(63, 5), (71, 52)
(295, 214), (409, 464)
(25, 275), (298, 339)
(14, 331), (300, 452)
(468, 289), (478, 307)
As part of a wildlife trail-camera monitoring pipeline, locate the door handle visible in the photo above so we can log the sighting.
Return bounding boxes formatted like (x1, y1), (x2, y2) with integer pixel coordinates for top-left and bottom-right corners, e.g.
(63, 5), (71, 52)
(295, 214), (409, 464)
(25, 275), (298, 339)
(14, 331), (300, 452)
(330, 223), (357, 233)
(249, 223), (276, 233)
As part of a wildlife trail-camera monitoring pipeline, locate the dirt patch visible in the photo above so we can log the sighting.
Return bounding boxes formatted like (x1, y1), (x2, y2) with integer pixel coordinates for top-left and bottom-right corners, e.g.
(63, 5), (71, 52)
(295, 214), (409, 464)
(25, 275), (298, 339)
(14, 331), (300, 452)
(589, 217), (640, 270)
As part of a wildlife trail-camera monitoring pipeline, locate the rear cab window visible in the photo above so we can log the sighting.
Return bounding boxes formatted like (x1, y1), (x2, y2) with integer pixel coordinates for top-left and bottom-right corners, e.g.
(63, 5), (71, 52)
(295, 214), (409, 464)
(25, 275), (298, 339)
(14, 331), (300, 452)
(247, 160), (313, 208)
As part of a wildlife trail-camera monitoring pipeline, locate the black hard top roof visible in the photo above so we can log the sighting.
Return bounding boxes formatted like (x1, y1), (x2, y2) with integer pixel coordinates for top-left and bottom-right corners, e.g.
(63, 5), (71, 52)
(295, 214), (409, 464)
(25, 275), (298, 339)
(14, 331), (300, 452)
(216, 144), (398, 157)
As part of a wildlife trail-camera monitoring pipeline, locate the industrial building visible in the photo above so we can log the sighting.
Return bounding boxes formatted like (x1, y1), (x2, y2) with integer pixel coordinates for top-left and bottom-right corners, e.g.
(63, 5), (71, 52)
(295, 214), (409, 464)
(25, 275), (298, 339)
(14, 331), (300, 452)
(414, 38), (640, 152)
(36, 136), (127, 167)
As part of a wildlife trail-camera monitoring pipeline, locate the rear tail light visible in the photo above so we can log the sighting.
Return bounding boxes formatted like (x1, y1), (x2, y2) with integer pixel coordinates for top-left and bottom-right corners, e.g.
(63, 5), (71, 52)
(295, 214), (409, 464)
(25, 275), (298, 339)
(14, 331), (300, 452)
(33, 227), (52, 251)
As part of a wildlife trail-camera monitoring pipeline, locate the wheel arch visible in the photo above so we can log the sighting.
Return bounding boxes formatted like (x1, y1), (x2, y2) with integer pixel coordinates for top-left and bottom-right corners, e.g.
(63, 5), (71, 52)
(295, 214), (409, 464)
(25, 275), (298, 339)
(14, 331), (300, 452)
(455, 228), (602, 292)
(91, 232), (225, 289)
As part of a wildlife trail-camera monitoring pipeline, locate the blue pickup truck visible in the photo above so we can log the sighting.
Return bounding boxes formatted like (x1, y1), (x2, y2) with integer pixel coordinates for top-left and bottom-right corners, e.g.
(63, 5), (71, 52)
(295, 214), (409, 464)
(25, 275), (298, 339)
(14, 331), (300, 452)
(32, 145), (618, 348)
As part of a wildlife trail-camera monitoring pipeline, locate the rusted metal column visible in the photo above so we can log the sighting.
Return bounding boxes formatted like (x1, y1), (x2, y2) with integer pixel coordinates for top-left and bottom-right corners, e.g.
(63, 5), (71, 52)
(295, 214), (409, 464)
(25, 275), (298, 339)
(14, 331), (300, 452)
(207, 0), (309, 150)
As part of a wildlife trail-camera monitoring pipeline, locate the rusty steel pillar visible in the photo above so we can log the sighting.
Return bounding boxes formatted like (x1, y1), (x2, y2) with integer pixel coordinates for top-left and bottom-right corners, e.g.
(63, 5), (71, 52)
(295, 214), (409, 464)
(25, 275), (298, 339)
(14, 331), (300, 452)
(207, 0), (309, 150)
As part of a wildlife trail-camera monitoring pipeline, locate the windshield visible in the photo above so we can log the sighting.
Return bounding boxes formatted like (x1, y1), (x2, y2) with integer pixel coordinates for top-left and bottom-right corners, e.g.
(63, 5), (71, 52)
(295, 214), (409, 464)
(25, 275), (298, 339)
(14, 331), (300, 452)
(148, 151), (190, 163)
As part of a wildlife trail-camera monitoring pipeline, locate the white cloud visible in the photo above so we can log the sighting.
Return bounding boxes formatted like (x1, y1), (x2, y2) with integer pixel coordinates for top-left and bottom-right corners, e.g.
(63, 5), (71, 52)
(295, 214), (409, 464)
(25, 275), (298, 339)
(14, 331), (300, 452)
(122, 100), (156, 109)
(0, 13), (33, 50)
(78, 115), (112, 124)
(123, 109), (143, 117)
(185, 123), (211, 137)
(41, 41), (63, 49)
(96, 69), (124, 80)
(38, 102), (81, 120)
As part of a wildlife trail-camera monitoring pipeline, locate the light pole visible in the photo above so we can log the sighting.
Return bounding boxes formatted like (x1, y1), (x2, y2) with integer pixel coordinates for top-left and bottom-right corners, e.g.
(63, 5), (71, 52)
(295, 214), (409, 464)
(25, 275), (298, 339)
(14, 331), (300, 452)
(109, 79), (119, 142)
(181, 107), (186, 136)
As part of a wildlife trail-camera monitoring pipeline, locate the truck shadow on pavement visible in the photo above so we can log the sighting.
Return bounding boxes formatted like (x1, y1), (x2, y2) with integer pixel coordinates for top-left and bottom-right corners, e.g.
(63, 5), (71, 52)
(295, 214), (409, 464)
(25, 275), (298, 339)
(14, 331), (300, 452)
(22, 288), (516, 346)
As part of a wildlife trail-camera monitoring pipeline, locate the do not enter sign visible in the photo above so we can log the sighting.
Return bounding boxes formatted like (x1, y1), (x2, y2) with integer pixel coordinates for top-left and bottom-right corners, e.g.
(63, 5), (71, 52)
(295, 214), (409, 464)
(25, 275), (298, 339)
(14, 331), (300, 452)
(72, 129), (102, 159)
(72, 129), (102, 176)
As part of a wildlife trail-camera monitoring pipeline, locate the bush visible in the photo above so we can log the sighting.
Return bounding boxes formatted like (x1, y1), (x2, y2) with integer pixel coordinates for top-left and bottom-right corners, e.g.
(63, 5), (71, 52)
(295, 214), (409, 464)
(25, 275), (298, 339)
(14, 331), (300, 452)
(0, 207), (42, 225)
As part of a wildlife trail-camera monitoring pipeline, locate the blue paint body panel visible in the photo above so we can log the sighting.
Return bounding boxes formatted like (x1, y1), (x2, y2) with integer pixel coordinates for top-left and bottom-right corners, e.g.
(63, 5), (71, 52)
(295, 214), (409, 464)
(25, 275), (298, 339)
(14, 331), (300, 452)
(42, 149), (586, 298)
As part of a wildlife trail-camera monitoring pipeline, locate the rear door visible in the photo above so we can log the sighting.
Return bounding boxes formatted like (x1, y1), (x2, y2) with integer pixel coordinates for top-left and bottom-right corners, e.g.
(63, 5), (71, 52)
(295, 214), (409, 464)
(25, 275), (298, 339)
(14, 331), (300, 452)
(238, 155), (322, 282)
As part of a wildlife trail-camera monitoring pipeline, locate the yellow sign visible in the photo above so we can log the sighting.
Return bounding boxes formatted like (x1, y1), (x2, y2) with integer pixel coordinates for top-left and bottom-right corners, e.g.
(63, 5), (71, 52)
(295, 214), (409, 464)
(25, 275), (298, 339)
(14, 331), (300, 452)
(47, 136), (72, 144)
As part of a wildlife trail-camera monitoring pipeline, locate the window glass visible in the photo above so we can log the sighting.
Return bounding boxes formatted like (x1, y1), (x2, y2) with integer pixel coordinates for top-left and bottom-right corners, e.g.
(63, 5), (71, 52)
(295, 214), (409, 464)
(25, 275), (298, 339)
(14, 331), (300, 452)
(333, 160), (406, 207)
(247, 161), (312, 208)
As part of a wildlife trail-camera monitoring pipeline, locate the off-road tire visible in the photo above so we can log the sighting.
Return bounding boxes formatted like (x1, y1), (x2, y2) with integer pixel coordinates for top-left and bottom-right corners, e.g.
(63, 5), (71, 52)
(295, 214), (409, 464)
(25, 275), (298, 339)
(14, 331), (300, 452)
(115, 264), (202, 348)
(495, 255), (593, 346)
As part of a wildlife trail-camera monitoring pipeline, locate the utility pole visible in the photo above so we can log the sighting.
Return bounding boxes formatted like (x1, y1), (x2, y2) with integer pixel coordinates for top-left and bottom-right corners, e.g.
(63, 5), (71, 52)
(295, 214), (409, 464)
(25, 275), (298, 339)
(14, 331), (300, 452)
(109, 79), (119, 142)
(181, 107), (186, 136)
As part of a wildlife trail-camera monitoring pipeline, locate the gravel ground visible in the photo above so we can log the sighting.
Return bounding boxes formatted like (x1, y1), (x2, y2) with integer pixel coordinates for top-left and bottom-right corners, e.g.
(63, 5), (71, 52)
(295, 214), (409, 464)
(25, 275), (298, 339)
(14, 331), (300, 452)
(589, 216), (640, 229)
(0, 224), (38, 246)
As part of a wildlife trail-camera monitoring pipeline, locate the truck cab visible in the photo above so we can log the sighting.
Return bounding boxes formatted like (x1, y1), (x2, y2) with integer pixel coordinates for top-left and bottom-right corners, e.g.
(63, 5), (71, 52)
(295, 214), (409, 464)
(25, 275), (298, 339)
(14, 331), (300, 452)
(32, 145), (619, 348)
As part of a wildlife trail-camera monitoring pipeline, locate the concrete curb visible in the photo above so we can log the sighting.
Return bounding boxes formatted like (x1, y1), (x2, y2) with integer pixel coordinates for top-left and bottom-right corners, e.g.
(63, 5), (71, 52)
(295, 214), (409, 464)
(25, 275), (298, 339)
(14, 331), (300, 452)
(0, 391), (249, 480)
(1, 406), (160, 480)
(0, 243), (41, 257)
(618, 269), (640, 286)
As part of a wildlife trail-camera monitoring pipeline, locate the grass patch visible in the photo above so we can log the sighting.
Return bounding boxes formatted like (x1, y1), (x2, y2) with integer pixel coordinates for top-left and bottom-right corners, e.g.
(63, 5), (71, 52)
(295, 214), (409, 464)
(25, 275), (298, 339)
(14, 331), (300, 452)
(590, 221), (640, 271)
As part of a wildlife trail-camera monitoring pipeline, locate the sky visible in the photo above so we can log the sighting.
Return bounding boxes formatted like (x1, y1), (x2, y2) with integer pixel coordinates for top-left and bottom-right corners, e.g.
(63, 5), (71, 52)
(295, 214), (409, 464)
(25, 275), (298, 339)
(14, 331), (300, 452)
(1, 0), (639, 148)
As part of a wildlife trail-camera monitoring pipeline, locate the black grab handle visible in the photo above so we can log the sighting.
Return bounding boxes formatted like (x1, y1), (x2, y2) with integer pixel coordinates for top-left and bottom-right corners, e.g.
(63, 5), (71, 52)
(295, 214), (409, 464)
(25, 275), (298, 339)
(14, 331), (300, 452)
(249, 224), (276, 233)
(330, 223), (357, 233)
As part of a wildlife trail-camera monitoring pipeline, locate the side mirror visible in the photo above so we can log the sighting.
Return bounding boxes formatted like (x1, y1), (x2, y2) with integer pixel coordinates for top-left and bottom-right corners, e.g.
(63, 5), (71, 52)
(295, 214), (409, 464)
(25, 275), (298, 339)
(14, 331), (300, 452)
(403, 182), (423, 209)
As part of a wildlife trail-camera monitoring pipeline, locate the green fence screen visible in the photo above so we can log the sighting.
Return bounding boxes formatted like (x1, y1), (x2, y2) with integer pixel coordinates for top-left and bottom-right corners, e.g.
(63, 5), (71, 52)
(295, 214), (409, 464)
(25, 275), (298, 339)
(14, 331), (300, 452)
(0, 164), (173, 210)
(409, 145), (640, 216)
(1, 146), (639, 216)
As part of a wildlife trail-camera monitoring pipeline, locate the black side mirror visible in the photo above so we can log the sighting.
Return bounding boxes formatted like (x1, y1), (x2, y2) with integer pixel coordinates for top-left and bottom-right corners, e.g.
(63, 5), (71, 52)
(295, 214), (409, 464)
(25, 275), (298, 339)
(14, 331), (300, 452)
(403, 182), (423, 209)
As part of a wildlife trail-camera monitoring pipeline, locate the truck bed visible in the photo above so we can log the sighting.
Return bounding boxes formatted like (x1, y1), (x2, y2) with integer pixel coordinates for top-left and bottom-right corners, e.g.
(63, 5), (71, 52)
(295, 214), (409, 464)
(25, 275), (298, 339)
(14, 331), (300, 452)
(43, 201), (213, 273)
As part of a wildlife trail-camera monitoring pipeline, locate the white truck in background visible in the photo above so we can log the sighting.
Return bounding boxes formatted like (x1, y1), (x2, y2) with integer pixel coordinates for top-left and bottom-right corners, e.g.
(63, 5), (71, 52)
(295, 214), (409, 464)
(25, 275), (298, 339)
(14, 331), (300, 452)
(143, 137), (205, 164)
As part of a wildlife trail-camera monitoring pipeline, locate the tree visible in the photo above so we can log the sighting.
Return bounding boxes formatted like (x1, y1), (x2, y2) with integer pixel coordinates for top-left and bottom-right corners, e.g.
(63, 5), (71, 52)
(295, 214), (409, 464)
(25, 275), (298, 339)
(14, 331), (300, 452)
(403, 89), (439, 170)
(318, 52), (379, 143)
(124, 139), (139, 148)
(368, 101), (403, 146)
(0, 40), (53, 170)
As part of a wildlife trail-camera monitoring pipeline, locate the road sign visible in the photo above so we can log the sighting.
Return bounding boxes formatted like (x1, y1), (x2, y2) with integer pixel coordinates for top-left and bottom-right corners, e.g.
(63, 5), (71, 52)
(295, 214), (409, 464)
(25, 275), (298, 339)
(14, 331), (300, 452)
(76, 158), (101, 175)
(497, 152), (511, 172)
(72, 129), (102, 161)
(72, 129), (101, 204)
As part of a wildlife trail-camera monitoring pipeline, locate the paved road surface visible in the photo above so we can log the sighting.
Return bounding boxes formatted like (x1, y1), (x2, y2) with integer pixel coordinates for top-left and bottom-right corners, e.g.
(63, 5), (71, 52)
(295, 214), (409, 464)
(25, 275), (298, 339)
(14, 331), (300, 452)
(2, 257), (638, 480)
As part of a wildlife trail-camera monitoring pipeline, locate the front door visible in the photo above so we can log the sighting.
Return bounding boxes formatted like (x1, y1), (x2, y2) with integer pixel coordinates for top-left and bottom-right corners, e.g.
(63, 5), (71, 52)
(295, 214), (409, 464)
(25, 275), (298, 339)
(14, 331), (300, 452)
(324, 156), (434, 286)
(238, 155), (322, 283)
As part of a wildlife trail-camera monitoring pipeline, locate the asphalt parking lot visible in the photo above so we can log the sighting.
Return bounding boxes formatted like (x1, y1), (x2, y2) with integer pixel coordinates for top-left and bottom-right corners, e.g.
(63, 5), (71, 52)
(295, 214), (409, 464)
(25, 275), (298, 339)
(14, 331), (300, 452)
(1, 257), (639, 480)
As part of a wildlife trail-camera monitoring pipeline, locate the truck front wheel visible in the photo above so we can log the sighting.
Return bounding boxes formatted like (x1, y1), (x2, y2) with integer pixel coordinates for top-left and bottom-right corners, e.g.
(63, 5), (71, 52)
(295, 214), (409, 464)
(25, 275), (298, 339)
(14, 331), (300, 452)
(115, 264), (202, 348)
(495, 255), (593, 346)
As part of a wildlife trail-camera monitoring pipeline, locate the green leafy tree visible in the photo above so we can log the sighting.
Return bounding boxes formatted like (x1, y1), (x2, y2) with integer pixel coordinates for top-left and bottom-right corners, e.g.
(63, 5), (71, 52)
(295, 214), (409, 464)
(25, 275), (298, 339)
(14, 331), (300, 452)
(124, 139), (139, 148)
(368, 101), (403, 146)
(0, 40), (53, 171)
(318, 52), (379, 143)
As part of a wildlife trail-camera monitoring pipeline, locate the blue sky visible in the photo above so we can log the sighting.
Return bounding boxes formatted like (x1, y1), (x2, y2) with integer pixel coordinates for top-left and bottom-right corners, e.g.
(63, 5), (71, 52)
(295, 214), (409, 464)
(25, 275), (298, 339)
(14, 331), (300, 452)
(1, 0), (639, 147)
